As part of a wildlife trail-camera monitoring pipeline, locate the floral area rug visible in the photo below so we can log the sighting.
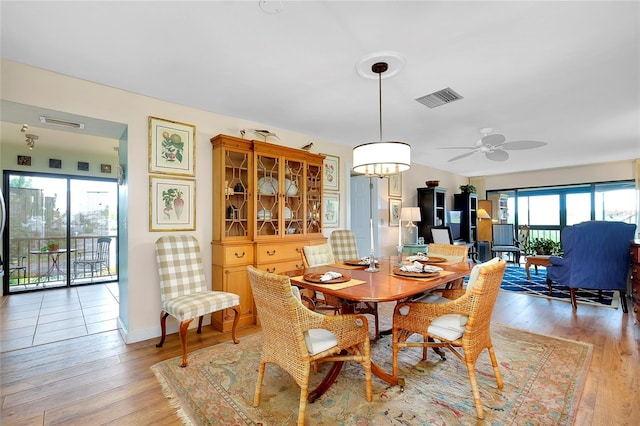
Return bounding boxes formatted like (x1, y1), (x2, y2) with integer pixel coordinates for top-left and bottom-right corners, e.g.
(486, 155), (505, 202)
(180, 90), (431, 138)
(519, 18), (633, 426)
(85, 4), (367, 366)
(498, 264), (619, 308)
(151, 322), (592, 425)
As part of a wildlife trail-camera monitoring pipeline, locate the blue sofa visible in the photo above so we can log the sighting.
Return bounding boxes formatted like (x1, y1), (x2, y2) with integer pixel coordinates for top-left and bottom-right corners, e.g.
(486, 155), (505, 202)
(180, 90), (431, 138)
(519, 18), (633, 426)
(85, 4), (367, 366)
(546, 221), (636, 312)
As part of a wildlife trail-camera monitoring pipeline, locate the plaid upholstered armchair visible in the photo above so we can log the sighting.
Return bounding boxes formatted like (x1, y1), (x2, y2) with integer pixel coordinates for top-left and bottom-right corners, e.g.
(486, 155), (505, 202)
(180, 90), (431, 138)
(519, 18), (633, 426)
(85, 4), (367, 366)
(329, 230), (360, 262)
(154, 235), (240, 367)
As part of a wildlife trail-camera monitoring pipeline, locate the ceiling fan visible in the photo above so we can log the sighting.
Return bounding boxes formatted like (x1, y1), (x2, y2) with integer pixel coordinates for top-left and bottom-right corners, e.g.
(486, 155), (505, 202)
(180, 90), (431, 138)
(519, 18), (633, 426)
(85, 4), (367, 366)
(440, 128), (547, 162)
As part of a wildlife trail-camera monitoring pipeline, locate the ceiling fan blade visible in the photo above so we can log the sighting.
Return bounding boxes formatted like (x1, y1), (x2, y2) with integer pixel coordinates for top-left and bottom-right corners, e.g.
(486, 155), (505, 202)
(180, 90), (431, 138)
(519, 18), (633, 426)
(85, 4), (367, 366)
(500, 140), (547, 150)
(448, 151), (477, 162)
(481, 133), (506, 146)
(486, 150), (509, 161)
(438, 146), (476, 150)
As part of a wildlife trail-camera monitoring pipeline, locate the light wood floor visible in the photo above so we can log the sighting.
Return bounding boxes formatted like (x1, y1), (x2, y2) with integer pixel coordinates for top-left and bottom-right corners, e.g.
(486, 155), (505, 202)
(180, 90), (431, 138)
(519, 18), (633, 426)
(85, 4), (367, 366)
(1, 285), (639, 425)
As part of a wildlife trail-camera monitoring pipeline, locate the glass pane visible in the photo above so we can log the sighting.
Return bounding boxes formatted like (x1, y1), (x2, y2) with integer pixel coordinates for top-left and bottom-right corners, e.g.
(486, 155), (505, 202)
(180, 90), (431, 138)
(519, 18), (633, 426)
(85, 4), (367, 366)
(516, 196), (529, 225)
(256, 154), (279, 236)
(528, 195), (559, 225)
(224, 149), (249, 238)
(566, 193), (591, 225)
(69, 180), (118, 284)
(306, 162), (322, 233)
(8, 174), (68, 291)
(594, 186), (636, 223)
(284, 159), (303, 235)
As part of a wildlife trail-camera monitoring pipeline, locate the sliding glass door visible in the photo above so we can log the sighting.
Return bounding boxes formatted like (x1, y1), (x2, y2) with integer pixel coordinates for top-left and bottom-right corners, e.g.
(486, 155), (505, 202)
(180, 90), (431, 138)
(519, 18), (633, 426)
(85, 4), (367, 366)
(3, 172), (118, 293)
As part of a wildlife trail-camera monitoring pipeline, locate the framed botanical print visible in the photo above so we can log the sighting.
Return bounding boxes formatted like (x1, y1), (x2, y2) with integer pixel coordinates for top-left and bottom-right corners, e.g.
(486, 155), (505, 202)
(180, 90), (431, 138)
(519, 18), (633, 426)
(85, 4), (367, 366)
(149, 175), (196, 231)
(388, 173), (402, 198)
(149, 116), (196, 176)
(389, 198), (401, 227)
(323, 192), (339, 228)
(322, 154), (340, 191)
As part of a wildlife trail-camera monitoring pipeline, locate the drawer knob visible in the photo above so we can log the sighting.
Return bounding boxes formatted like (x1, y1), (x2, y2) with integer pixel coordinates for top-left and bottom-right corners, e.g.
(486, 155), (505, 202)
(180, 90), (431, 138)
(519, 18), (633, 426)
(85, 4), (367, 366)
(267, 250), (276, 256)
(234, 251), (246, 258)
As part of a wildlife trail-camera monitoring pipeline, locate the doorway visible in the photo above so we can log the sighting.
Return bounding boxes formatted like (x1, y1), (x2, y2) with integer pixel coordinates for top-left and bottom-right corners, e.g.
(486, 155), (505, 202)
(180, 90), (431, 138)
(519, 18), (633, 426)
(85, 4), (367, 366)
(3, 171), (118, 293)
(350, 175), (380, 256)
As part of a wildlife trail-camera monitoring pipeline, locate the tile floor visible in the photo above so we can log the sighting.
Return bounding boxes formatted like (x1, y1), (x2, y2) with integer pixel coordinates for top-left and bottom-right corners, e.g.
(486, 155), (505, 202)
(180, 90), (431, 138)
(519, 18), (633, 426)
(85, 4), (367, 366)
(0, 283), (120, 352)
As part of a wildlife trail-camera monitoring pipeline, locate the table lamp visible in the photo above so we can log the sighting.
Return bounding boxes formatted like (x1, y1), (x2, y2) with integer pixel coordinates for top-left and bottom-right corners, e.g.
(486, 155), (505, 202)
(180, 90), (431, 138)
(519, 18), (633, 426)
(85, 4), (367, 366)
(401, 207), (421, 245)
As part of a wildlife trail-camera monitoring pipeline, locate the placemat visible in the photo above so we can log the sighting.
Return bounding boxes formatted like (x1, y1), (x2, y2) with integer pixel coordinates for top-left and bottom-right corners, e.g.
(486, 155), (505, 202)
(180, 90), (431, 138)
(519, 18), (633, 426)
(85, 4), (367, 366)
(291, 275), (367, 290)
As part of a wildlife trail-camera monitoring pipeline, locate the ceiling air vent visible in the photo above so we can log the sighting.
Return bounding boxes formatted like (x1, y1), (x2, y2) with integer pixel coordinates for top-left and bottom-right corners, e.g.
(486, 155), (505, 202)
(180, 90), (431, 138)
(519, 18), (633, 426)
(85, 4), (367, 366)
(415, 87), (463, 109)
(40, 116), (85, 129)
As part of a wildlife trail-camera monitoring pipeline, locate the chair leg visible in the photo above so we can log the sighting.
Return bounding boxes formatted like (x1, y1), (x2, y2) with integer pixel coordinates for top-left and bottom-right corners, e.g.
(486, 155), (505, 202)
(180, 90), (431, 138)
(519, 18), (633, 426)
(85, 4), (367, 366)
(156, 311), (170, 348)
(230, 307), (240, 344)
(254, 362), (265, 407)
(570, 288), (578, 310)
(466, 363), (485, 419)
(620, 291), (628, 313)
(297, 382), (309, 426)
(197, 316), (204, 334)
(487, 346), (503, 389)
(179, 318), (194, 367)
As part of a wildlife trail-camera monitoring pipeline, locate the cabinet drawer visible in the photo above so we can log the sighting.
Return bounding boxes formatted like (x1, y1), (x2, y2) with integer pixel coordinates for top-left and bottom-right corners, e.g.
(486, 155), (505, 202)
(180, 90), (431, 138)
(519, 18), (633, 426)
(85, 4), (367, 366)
(256, 242), (305, 263)
(256, 259), (305, 275)
(213, 244), (254, 267)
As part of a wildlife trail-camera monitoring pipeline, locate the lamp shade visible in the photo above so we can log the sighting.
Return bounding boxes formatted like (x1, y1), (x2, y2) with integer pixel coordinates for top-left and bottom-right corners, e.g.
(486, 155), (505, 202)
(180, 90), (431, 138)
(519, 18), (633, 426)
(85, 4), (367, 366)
(400, 207), (421, 223)
(477, 208), (491, 219)
(352, 141), (411, 177)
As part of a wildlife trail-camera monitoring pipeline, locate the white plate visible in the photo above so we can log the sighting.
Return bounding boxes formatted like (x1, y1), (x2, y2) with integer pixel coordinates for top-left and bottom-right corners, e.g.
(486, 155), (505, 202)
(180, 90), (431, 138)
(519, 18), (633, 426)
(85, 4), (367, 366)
(285, 178), (298, 196)
(258, 177), (278, 195)
(257, 209), (272, 220)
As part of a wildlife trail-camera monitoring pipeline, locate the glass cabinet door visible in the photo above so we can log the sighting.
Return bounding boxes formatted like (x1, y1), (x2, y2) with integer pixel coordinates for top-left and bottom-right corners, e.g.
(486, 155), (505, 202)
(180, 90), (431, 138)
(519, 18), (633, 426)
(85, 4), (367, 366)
(306, 162), (322, 234)
(224, 148), (250, 238)
(255, 152), (280, 236)
(283, 158), (304, 236)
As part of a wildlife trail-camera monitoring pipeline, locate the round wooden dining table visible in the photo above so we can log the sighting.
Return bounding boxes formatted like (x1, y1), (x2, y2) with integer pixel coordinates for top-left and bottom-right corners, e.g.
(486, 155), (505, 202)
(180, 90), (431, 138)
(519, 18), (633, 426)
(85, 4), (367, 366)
(285, 256), (472, 401)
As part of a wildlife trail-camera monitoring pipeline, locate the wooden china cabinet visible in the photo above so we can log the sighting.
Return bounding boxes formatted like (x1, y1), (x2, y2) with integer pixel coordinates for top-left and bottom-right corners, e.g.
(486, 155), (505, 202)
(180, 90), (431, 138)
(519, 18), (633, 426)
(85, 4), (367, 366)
(211, 135), (326, 331)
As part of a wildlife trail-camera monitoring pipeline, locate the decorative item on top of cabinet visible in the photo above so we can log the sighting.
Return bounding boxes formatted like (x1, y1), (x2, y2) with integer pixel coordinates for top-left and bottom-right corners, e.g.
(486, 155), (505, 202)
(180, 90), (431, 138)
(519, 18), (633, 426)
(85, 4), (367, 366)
(630, 240), (640, 325)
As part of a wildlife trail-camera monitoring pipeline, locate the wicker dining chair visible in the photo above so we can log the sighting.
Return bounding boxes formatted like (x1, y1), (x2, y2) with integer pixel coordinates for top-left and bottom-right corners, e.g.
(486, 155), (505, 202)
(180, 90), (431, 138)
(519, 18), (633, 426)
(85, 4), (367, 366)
(392, 258), (506, 419)
(302, 243), (380, 340)
(247, 266), (372, 426)
(154, 235), (240, 367)
(427, 243), (469, 290)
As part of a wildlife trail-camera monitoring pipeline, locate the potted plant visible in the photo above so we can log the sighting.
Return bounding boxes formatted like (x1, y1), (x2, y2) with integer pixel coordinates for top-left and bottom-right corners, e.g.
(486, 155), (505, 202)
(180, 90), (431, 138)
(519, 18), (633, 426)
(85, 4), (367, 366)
(459, 184), (476, 194)
(523, 238), (562, 256)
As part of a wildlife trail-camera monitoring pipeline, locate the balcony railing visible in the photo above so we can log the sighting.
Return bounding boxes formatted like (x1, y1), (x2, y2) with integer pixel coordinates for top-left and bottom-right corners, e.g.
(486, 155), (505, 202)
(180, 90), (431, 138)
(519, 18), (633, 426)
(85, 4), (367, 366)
(7, 235), (118, 291)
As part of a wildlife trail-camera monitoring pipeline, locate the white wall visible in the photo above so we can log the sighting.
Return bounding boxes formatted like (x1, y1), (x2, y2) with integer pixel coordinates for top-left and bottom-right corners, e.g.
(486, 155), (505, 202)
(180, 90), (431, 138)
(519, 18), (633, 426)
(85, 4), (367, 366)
(482, 161), (635, 192)
(0, 59), (386, 343)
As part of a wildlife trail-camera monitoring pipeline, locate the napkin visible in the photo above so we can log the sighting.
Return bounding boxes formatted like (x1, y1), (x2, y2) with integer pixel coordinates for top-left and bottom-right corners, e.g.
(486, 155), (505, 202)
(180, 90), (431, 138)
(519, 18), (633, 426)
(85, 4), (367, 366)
(400, 261), (443, 273)
(407, 254), (429, 262)
(359, 256), (377, 264)
(320, 271), (343, 281)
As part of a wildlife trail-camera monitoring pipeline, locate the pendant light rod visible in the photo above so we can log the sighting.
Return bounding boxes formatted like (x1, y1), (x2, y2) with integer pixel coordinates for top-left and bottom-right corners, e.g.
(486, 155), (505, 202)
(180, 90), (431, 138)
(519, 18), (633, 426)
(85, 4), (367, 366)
(372, 62), (388, 141)
(352, 58), (411, 177)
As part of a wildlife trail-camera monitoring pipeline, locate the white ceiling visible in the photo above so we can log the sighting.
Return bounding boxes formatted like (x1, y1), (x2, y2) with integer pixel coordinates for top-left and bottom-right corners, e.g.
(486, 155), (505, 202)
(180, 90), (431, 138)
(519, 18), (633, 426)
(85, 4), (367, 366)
(1, 1), (639, 177)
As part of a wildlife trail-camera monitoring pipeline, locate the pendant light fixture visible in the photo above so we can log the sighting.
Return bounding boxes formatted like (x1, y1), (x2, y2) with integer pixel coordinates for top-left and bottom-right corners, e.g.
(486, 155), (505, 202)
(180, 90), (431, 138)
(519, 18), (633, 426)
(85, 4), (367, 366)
(352, 61), (411, 177)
